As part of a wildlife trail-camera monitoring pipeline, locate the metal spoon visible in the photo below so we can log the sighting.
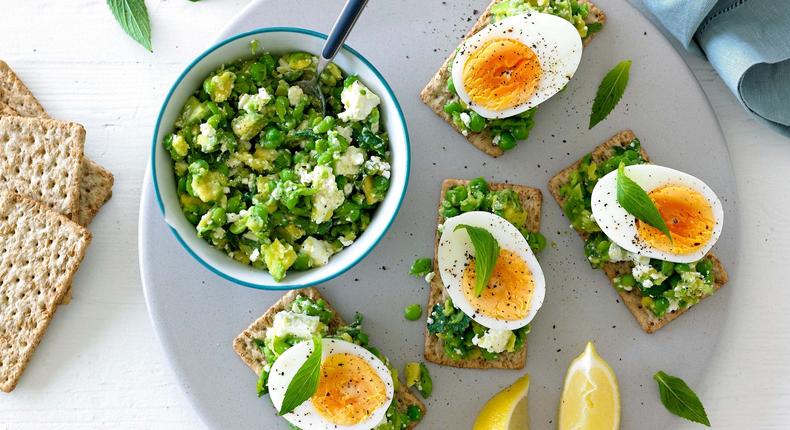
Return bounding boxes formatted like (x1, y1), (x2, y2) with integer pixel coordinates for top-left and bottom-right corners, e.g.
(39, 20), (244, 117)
(296, 0), (369, 115)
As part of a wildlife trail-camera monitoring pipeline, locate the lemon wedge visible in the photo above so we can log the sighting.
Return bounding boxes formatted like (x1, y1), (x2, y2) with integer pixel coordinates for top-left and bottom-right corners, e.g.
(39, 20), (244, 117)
(558, 342), (620, 430)
(473, 374), (530, 430)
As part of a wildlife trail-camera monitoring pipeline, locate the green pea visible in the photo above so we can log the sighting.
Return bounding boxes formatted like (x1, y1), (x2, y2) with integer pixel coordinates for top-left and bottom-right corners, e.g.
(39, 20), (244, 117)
(441, 206), (460, 218)
(316, 152), (333, 165)
(314, 139), (328, 153)
(468, 111), (485, 133)
(262, 127), (284, 149)
(249, 62), (267, 84)
(618, 273), (636, 288)
(406, 404), (423, 421)
(674, 263), (692, 273)
(312, 116), (336, 134)
(652, 297), (670, 316)
(510, 124), (529, 140)
(292, 253), (311, 271)
(498, 132), (517, 150)
(660, 260), (675, 276)
(404, 304), (422, 321)
(443, 101), (463, 114)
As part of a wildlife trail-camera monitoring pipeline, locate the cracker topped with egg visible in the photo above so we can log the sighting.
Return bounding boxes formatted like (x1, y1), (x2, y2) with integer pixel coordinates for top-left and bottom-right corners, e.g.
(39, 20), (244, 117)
(424, 178), (545, 369)
(420, 0), (605, 156)
(234, 288), (426, 430)
(548, 130), (729, 332)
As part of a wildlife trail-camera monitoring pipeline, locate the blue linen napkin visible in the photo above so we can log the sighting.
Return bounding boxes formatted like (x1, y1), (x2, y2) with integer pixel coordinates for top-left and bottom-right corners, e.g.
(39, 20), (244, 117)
(642, 0), (790, 137)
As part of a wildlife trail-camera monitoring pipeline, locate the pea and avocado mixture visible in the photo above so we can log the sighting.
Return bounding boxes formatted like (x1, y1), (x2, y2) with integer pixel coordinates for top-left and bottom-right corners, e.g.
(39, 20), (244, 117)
(252, 295), (423, 430)
(165, 50), (392, 281)
(427, 178), (546, 361)
(444, 0), (602, 151)
(558, 138), (717, 318)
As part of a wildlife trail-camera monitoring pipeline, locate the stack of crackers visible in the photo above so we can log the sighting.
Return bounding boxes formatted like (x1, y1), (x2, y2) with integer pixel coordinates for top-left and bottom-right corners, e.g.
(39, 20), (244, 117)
(0, 60), (114, 392)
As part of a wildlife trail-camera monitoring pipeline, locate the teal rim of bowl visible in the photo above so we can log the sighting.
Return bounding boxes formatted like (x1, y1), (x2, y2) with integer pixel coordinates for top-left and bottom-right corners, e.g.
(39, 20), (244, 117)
(150, 27), (411, 291)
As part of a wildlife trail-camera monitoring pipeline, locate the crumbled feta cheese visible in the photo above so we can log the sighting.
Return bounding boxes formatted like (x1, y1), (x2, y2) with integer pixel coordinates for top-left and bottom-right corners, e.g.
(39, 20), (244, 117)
(265, 311), (321, 342)
(343, 182), (354, 196)
(294, 163), (313, 185)
(238, 87), (272, 112)
(335, 125), (353, 142)
(472, 329), (513, 353)
(424, 272), (435, 283)
(334, 146), (366, 176)
(249, 247), (260, 262)
(437, 223), (444, 234)
(338, 80), (380, 122)
(364, 156), (391, 179)
(338, 234), (355, 247)
(287, 85), (304, 106)
(492, 135), (501, 146)
(301, 236), (335, 267)
(459, 112), (471, 128)
(310, 165), (344, 224)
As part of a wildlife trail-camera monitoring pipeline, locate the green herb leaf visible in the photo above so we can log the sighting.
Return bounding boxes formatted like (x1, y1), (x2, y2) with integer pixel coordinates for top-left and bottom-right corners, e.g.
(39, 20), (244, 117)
(409, 257), (433, 277)
(454, 224), (500, 297)
(279, 335), (322, 415)
(589, 60), (631, 129)
(616, 163), (672, 241)
(654, 371), (710, 426)
(107, 0), (152, 52)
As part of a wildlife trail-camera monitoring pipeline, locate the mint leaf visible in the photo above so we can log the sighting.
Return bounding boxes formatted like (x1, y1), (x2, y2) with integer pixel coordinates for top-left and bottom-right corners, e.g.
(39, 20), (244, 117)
(409, 258), (433, 277)
(654, 371), (710, 426)
(589, 60), (631, 129)
(454, 224), (500, 297)
(279, 335), (322, 415)
(107, 0), (152, 52)
(616, 163), (672, 241)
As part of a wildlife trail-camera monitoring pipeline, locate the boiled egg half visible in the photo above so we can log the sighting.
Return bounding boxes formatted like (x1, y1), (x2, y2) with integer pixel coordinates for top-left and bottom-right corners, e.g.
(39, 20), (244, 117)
(438, 211), (546, 331)
(268, 338), (394, 430)
(590, 164), (724, 263)
(451, 12), (583, 119)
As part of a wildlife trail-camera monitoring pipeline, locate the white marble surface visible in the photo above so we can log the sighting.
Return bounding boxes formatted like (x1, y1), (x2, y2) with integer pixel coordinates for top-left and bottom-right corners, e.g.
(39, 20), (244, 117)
(0, 1), (787, 429)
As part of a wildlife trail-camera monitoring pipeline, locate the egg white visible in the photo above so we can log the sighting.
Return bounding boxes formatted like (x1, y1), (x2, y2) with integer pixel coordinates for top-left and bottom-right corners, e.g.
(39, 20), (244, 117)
(268, 338), (394, 430)
(438, 211), (546, 331)
(451, 12), (583, 119)
(590, 164), (724, 263)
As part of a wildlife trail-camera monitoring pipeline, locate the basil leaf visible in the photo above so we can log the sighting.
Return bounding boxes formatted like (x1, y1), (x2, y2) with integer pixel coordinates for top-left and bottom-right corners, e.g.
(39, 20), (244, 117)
(589, 60), (631, 129)
(279, 335), (322, 415)
(616, 163), (672, 241)
(454, 224), (500, 297)
(654, 371), (711, 426)
(409, 257), (433, 277)
(107, 0), (152, 52)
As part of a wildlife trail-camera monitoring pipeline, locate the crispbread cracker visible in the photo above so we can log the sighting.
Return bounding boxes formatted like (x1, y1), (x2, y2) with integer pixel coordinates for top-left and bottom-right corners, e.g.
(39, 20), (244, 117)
(0, 116), (85, 221)
(233, 287), (425, 428)
(0, 190), (91, 392)
(77, 158), (115, 227)
(547, 130), (729, 333)
(424, 179), (542, 369)
(0, 100), (114, 228)
(419, 0), (606, 157)
(0, 61), (47, 118)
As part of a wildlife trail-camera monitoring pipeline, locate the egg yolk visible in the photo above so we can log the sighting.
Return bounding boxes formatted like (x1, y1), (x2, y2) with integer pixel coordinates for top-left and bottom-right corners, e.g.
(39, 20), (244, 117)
(461, 249), (534, 320)
(311, 353), (388, 426)
(636, 184), (715, 255)
(462, 38), (542, 111)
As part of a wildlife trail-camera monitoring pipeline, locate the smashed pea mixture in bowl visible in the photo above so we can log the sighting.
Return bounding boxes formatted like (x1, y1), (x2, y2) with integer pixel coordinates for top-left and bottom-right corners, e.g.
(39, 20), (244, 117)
(163, 50), (395, 282)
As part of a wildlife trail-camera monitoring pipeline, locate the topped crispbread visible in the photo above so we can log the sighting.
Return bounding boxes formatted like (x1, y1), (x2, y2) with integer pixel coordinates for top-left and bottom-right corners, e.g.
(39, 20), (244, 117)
(424, 179), (542, 369)
(547, 130), (729, 333)
(0, 190), (92, 392)
(233, 287), (426, 429)
(419, 0), (606, 157)
(0, 115), (85, 222)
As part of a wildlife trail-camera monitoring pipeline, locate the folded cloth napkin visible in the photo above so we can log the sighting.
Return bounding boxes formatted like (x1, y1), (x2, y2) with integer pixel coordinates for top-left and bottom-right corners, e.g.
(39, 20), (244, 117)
(642, 0), (790, 136)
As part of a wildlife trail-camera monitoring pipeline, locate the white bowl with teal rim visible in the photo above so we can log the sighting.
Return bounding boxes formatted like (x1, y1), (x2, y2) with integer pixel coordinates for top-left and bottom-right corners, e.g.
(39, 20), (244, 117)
(151, 28), (410, 290)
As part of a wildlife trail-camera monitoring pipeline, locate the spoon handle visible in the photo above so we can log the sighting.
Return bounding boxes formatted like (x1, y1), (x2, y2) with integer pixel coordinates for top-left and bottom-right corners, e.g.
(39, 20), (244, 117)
(322, 0), (369, 61)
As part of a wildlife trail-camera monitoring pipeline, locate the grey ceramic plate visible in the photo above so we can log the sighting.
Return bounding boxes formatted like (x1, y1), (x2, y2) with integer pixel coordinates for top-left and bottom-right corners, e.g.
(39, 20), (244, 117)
(139, 0), (739, 428)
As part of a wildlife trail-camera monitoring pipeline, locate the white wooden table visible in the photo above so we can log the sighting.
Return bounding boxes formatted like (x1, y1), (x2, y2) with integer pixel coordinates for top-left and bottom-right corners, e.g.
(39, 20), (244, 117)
(0, 1), (787, 429)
